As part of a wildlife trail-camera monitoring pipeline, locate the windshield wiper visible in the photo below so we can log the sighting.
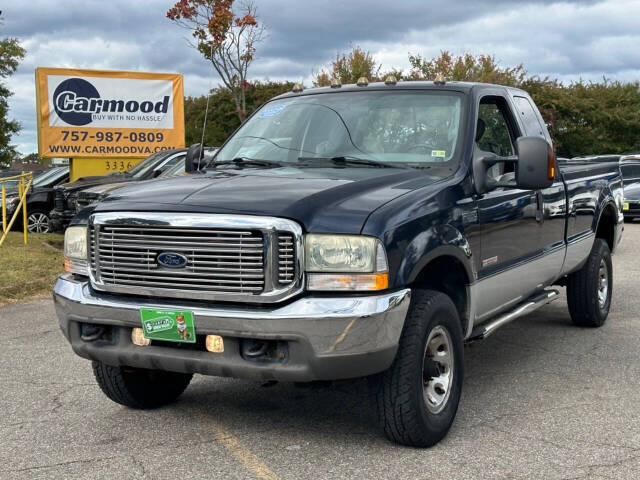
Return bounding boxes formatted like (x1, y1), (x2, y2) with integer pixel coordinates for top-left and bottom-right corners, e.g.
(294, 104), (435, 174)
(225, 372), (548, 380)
(297, 156), (409, 169)
(210, 157), (287, 169)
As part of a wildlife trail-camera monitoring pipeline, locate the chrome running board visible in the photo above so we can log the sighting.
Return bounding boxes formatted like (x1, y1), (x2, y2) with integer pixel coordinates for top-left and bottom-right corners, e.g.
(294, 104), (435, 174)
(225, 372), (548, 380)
(466, 289), (560, 343)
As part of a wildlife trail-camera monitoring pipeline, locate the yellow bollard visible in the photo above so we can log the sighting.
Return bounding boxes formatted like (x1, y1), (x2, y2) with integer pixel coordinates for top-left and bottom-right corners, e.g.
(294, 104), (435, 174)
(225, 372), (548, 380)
(22, 175), (28, 244)
(1, 183), (5, 234)
(0, 172), (33, 247)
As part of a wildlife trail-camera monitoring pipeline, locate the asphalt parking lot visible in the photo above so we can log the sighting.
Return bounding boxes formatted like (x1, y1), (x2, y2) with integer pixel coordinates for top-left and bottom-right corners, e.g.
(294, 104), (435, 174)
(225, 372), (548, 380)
(2, 223), (640, 480)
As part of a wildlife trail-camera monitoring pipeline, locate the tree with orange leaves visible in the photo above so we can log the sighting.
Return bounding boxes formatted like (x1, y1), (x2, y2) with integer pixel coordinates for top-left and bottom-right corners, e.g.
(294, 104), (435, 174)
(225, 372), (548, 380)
(167, 0), (265, 120)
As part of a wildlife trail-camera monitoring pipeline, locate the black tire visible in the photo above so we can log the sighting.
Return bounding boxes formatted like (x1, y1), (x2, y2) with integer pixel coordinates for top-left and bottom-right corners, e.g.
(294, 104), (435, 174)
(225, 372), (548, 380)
(374, 289), (464, 447)
(566, 238), (612, 328)
(92, 361), (192, 409)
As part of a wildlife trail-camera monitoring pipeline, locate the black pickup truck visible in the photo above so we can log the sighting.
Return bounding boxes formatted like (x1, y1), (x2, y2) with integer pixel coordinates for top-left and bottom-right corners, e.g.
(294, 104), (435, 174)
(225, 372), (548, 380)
(53, 80), (623, 447)
(50, 149), (188, 232)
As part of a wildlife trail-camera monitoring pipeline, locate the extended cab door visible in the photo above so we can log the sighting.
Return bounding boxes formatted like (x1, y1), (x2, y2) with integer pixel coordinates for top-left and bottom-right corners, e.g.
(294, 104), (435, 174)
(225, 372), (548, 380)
(510, 94), (566, 275)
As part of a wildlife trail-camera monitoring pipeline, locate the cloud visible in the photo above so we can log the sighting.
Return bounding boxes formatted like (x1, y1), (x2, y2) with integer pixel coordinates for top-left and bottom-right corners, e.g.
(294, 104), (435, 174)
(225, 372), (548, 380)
(2, 0), (638, 154)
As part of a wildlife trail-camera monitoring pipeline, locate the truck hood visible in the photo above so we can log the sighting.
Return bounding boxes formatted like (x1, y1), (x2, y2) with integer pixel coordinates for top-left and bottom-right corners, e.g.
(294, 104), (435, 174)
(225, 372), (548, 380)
(80, 181), (137, 197)
(95, 166), (442, 233)
(60, 173), (133, 192)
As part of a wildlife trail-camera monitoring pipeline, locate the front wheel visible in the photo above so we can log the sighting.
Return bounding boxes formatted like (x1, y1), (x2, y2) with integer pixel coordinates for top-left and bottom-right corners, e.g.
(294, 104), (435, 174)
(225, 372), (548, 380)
(27, 209), (51, 233)
(92, 361), (192, 409)
(374, 290), (464, 447)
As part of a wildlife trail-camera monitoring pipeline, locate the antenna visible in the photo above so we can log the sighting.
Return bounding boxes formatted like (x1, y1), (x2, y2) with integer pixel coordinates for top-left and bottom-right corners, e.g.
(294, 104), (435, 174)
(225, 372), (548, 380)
(198, 43), (215, 170)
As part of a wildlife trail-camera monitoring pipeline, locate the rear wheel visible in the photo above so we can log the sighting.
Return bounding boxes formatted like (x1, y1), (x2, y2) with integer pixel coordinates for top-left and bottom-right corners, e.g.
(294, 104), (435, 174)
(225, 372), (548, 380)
(26, 209), (51, 233)
(566, 238), (612, 327)
(92, 361), (192, 409)
(374, 290), (464, 447)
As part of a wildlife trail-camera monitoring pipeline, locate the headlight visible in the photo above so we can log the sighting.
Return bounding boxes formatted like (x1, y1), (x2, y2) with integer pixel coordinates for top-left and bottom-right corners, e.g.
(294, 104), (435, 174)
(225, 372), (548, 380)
(64, 226), (89, 275)
(4, 196), (18, 212)
(305, 234), (388, 291)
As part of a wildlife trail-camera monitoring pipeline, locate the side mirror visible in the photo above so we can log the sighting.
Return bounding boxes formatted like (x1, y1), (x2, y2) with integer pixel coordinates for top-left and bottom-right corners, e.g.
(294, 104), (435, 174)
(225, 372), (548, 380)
(185, 143), (203, 173)
(152, 169), (162, 178)
(515, 136), (555, 190)
(473, 136), (555, 194)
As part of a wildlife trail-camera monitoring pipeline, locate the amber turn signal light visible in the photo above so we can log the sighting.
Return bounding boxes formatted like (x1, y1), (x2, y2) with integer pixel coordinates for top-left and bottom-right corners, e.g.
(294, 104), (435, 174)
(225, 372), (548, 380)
(307, 272), (389, 291)
(547, 142), (556, 181)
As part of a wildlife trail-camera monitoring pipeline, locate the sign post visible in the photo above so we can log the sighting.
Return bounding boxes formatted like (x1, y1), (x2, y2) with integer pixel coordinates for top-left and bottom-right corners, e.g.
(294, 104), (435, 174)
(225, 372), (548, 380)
(35, 67), (185, 180)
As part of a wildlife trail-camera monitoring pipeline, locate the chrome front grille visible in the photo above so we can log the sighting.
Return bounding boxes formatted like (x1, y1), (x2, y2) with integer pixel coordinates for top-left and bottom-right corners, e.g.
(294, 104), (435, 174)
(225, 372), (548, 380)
(278, 233), (295, 284)
(89, 212), (303, 303)
(89, 225), (97, 277)
(96, 226), (265, 292)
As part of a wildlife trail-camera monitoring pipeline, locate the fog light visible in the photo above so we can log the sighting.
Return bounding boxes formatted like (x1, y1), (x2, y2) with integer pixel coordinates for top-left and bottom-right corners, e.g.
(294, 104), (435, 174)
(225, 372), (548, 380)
(206, 335), (224, 353)
(131, 328), (151, 346)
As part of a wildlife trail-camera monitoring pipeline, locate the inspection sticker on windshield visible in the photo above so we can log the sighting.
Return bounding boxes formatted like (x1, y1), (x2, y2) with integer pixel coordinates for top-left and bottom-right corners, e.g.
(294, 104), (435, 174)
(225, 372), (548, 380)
(140, 309), (196, 343)
(259, 104), (286, 118)
(431, 150), (446, 158)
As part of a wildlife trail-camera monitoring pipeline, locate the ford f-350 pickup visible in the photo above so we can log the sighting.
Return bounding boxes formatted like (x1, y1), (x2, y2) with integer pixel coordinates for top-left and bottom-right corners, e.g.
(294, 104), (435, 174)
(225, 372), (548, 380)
(53, 79), (623, 447)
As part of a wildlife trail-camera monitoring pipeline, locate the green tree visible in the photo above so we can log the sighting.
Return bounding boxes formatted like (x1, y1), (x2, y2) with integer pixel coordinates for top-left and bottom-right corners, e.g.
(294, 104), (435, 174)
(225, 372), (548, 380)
(20, 152), (48, 164)
(0, 18), (26, 168)
(525, 78), (640, 157)
(408, 51), (527, 86)
(313, 46), (381, 86)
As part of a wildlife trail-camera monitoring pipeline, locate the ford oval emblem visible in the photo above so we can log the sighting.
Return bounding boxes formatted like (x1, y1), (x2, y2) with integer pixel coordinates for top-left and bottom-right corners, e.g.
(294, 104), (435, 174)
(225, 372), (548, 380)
(157, 252), (188, 269)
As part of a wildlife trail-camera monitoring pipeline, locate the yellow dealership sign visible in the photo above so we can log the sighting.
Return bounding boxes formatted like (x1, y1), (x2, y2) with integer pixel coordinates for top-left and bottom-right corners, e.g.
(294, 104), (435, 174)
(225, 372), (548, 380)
(35, 67), (185, 158)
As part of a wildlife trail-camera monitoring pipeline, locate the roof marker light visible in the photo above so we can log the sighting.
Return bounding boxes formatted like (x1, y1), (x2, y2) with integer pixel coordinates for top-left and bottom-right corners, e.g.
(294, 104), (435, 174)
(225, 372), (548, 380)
(434, 74), (446, 85)
(292, 83), (304, 93)
(384, 75), (397, 85)
(330, 78), (342, 88)
(356, 77), (369, 87)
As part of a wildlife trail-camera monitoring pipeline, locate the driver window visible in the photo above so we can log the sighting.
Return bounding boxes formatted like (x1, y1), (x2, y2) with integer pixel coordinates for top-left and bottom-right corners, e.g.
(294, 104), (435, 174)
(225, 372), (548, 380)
(476, 97), (518, 180)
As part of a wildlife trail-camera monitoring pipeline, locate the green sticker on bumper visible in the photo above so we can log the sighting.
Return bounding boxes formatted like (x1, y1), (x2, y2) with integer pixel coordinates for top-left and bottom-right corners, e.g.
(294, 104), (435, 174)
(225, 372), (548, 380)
(140, 309), (196, 343)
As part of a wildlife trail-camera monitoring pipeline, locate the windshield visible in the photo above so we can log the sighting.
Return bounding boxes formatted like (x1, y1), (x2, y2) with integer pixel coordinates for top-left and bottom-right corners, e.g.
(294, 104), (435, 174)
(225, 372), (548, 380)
(212, 90), (464, 168)
(621, 162), (640, 185)
(33, 167), (68, 186)
(33, 169), (58, 183)
(126, 151), (168, 178)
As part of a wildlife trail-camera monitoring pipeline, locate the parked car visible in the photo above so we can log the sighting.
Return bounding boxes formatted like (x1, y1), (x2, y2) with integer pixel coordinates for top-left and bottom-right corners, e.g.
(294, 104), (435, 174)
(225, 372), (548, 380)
(620, 154), (640, 219)
(4, 166), (70, 233)
(54, 80), (623, 447)
(568, 154), (622, 163)
(73, 148), (218, 213)
(50, 149), (188, 232)
(0, 169), (24, 194)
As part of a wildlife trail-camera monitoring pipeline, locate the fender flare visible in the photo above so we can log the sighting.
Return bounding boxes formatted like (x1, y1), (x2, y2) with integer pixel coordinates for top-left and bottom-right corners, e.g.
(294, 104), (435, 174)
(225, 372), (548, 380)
(405, 244), (475, 285)
(394, 224), (475, 334)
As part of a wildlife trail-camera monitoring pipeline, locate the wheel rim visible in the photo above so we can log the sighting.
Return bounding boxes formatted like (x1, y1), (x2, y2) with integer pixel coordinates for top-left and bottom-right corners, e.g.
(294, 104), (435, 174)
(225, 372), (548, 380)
(598, 259), (609, 309)
(27, 213), (50, 233)
(422, 325), (454, 414)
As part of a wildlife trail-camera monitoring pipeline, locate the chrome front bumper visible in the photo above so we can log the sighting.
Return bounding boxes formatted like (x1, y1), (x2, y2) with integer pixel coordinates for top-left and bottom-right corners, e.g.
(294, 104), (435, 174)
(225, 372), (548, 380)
(53, 275), (411, 381)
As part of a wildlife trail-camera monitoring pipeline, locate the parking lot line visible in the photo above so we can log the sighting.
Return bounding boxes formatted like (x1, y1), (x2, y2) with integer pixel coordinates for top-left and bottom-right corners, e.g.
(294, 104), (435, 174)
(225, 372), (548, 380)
(196, 411), (279, 480)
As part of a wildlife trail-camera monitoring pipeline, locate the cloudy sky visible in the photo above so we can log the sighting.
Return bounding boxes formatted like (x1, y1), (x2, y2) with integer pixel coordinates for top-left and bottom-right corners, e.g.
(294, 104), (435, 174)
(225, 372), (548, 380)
(4, 0), (640, 154)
